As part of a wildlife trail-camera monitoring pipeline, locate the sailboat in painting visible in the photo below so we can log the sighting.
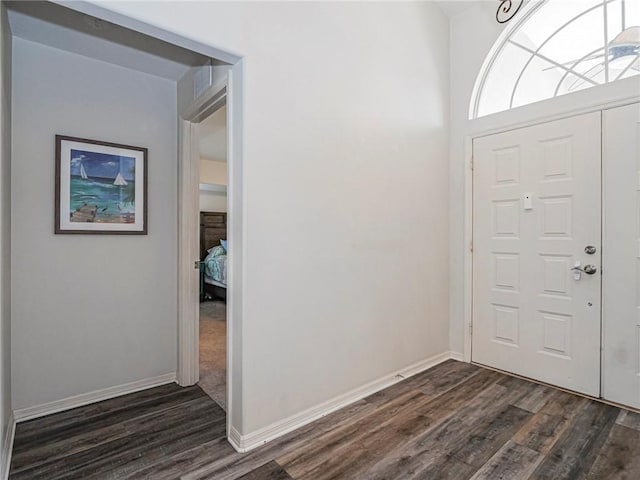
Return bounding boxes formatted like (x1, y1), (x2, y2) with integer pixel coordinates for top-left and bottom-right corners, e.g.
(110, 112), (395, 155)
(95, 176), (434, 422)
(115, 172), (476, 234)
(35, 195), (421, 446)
(113, 172), (128, 186)
(66, 144), (140, 228)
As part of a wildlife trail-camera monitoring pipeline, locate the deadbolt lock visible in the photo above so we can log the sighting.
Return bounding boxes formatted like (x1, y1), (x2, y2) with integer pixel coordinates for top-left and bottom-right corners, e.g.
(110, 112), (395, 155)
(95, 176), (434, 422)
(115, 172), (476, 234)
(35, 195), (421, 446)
(584, 245), (597, 255)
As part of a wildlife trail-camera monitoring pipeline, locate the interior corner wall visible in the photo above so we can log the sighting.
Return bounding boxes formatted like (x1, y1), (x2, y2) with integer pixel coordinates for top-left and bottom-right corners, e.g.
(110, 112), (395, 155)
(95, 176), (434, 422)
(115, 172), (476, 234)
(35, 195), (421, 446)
(199, 191), (227, 213)
(200, 158), (227, 185)
(11, 37), (178, 411)
(91, 1), (451, 437)
(200, 159), (227, 212)
(449, 4), (506, 355)
(0, 1), (12, 473)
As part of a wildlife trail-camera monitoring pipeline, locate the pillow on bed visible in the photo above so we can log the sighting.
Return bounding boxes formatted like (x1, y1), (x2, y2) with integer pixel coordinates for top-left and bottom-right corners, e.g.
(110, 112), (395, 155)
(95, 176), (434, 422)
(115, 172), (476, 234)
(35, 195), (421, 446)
(220, 239), (227, 251)
(206, 245), (226, 258)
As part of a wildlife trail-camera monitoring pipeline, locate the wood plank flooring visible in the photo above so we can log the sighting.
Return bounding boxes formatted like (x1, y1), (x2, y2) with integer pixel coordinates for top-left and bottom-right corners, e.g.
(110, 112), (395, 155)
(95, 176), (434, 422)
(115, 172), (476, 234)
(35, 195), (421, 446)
(10, 360), (640, 479)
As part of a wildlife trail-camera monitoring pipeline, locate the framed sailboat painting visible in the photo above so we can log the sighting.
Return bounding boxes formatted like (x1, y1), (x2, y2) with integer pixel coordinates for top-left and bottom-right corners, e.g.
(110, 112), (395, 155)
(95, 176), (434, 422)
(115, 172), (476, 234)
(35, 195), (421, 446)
(55, 135), (148, 234)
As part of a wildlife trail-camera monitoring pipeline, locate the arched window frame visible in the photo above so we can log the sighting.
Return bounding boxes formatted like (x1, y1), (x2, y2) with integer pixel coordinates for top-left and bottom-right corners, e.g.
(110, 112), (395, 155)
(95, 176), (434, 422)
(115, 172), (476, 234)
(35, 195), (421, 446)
(470, 0), (640, 119)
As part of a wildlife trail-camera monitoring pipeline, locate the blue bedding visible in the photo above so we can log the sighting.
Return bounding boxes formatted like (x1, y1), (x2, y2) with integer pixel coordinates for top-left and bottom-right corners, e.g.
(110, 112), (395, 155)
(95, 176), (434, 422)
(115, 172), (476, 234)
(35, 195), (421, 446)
(203, 245), (227, 285)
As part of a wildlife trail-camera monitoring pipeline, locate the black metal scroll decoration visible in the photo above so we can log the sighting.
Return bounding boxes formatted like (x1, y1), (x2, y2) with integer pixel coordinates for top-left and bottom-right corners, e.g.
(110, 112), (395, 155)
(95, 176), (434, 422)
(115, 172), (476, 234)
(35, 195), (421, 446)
(496, 0), (524, 24)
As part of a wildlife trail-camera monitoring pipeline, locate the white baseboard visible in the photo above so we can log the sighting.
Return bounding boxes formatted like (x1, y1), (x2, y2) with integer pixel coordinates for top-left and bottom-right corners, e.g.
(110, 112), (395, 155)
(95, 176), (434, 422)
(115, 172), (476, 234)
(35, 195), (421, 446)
(2, 413), (15, 480)
(13, 373), (176, 423)
(229, 351), (461, 453)
(228, 425), (243, 452)
(449, 351), (464, 361)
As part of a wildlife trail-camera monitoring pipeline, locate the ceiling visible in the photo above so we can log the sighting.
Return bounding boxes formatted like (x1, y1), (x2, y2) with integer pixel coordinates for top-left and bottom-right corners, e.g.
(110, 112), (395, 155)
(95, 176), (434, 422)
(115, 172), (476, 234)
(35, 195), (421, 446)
(199, 105), (227, 163)
(435, 1), (480, 18)
(6, 1), (210, 81)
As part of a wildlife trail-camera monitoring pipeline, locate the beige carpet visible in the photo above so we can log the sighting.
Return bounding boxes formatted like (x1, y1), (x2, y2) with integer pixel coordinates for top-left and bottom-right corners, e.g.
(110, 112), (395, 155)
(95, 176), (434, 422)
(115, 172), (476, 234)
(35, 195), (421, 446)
(199, 300), (227, 410)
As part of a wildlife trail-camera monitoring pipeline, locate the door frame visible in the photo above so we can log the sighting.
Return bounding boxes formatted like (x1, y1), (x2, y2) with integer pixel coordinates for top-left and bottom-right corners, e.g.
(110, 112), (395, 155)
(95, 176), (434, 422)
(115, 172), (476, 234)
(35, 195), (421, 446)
(177, 81), (228, 388)
(177, 64), (244, 444)
(462, 91), (640, 365)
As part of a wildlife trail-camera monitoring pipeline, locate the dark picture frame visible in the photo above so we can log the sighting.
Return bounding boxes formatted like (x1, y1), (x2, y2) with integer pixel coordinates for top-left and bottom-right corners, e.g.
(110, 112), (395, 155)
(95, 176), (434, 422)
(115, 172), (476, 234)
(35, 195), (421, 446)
(55, 135), (148, 234)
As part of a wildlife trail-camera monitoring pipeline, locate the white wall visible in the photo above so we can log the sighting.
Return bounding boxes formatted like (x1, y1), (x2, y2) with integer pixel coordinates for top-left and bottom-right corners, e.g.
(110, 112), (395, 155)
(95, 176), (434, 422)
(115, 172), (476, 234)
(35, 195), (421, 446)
(199, 191), (227, 213)
(449, 3), (504, 354)
(199, 158), (227, 212)
(0, 2), (12, 475)
(91, 1), (451, 437)
(200, 158), (227, 185)
(199, 105), (227, 162)
(11, 38), (177, 411)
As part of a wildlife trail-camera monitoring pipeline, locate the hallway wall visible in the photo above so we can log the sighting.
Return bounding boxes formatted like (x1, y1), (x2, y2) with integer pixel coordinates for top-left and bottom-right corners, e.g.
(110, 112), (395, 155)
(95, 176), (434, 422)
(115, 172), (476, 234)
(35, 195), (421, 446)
(11, 38), (178, 411)
(0, 3), (12, 476)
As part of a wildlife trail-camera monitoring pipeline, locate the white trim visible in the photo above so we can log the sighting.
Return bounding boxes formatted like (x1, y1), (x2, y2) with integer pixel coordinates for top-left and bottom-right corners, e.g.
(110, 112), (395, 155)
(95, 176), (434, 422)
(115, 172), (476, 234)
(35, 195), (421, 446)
(449, 351), (464, 362)
(199, 183), (227, 194)
(13, 373), (176, 423)
(178, 81), (228, 390)
(225, 62), (244, 440)
(468, 80), (640, 139)
(228, 351), (460, 453)
(600, 108), (607, 399)
(228, 425), (243, 452)
(468, 0), (639, 120)
(51, 1), (243, 64)
(177, 118), (201, 388)
(183, 82), (227, 123)
(469, 0), (544, 119)
(463, 135), (474, 363)
(1, 413), (15, 480)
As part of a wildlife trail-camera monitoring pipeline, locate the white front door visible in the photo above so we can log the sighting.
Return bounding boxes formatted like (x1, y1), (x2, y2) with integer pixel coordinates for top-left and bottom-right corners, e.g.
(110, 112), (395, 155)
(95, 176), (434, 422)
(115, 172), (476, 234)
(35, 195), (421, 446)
(472, 112), (602, 397)
(602, 102), (640, 408)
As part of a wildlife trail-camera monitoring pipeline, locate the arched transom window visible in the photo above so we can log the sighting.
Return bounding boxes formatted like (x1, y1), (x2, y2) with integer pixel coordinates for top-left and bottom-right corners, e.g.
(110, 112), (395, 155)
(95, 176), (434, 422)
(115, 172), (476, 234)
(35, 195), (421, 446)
(472, 0), (640, 118)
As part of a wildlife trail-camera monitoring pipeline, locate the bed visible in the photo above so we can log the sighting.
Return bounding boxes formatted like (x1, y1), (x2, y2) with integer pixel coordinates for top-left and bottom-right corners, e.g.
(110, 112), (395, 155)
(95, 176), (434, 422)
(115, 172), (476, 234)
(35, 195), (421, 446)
(200, 211), (227, 301)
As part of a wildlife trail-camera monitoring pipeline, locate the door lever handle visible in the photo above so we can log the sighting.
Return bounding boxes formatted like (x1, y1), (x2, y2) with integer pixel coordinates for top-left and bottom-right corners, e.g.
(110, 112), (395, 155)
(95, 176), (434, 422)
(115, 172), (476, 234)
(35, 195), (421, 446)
(571, 264), (597, 275)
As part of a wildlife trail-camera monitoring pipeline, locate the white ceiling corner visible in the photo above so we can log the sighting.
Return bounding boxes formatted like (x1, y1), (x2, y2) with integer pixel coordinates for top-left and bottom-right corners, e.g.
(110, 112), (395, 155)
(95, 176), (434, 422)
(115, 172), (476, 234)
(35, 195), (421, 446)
(435, 0), (483, 19)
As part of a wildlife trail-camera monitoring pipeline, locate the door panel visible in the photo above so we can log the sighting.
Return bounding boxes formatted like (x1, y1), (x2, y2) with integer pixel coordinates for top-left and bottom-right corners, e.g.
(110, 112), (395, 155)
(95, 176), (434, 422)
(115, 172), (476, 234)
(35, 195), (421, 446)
(602, 102), (640, 408)
(473, 112), (601, 396)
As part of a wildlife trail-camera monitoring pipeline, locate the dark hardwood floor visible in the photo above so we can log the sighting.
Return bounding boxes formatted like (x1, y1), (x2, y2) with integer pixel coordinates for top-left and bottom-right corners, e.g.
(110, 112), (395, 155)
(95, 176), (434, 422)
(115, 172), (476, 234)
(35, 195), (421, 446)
(10, 360), (640, 479)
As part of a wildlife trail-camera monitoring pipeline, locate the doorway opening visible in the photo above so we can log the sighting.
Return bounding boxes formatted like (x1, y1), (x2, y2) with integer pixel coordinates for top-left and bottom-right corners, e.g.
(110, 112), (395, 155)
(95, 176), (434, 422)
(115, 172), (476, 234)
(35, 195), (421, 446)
(177, 71), (240, 439)
(197, 103), (228, 410)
